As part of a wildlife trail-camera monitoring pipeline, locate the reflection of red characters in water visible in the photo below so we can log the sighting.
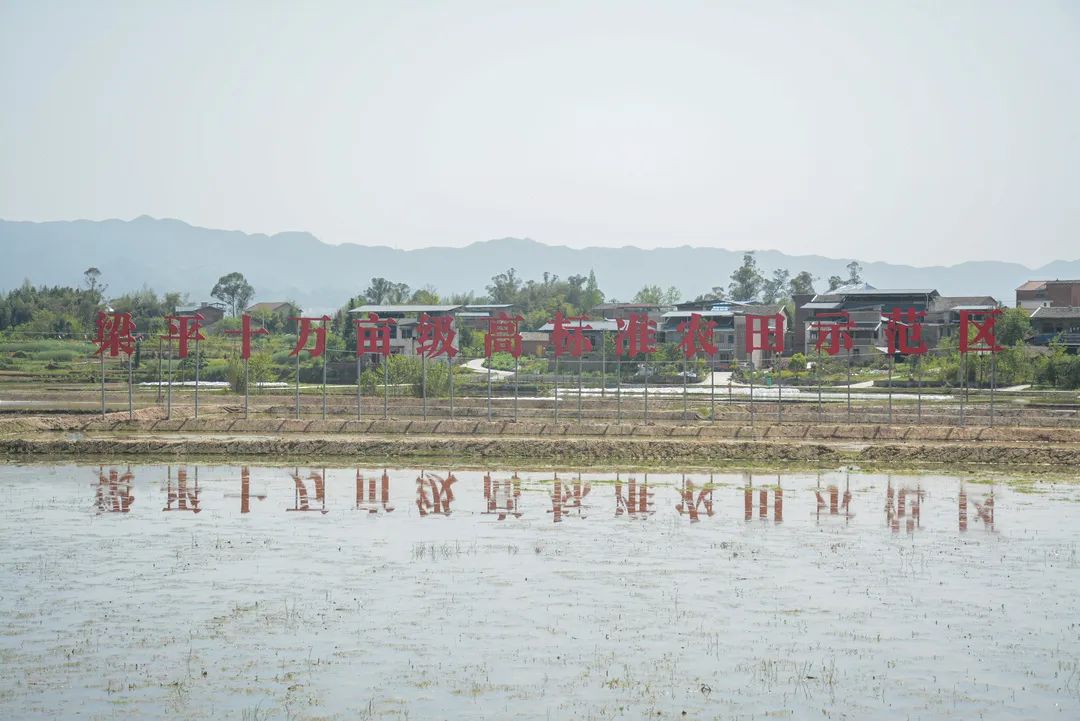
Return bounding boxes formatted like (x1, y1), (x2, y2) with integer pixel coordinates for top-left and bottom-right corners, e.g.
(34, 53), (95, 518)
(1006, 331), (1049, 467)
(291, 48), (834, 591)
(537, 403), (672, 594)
(163, 466), (201, 513)
(483, 472), (522, 520)
(356, 470), (395, 513)
(549, 474), (591, 523)
(815, 478), (853, 521)
(416, 472), (457, 516)
(95, 466), (135, 513)
(615, 474), (654, 518)
(676, 476), (715, 523)
(236, 466), (267, 514)
(289, 468), (328, 514)
(742, 476), (782, 523)
(886, 479), (924, 533)
(959, 483), (995, 532)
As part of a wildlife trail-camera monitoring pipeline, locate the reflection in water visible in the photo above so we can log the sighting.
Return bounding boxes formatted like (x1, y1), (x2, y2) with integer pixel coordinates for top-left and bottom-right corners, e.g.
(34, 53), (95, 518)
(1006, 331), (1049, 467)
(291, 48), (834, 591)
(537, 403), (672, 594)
(356, 470), (395, 514)
(289, 468), (328, 514)
(549, 473), (591, 523)
(95, 466), (134, 513)
(959, 483), (995, 532)
(235, 466), (267, 514)
(483, 473), (522, 520)
(615, 473), (654, 519)
(886, 478), (923, 533)
(742, 474), (782, 523)
(416, 471), (457, 516)
(162, 466), (201, 513)
(675, 475), (715, 523)
(815, 476), (853, 522)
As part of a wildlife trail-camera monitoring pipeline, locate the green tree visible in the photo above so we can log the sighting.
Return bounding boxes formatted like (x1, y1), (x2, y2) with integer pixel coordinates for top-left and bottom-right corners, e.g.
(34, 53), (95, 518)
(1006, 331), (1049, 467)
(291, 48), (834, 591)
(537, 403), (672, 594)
(582, 269), (604, 312)
(364, 277), (410, 305)
(788, 271), (816, 296)
(83, 267), (106, 301)
(211, 272), (255, 316)
(486, 268), (522, 305)
(760, 268), (790, 304)
(997, 307), (1032, 346)
(633, 285), (665, 305)
(409, 286), (441, 305)
(728, 253), (764, 301)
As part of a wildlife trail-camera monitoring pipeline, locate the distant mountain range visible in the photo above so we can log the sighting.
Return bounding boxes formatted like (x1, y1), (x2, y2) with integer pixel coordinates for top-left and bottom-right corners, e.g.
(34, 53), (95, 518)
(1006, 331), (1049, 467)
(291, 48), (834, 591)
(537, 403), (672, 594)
(2, 216), (1076, 312)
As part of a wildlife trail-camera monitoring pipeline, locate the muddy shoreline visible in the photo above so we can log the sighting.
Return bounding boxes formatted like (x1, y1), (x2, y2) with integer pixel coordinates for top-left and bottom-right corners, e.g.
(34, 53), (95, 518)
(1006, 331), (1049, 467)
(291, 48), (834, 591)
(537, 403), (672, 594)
(2, 411), (1078, 470)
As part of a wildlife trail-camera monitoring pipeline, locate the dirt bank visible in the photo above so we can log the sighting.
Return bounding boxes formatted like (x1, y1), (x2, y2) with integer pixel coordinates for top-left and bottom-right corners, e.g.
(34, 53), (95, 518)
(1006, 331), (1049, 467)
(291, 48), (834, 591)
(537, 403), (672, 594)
(1, 432), (1078, 469)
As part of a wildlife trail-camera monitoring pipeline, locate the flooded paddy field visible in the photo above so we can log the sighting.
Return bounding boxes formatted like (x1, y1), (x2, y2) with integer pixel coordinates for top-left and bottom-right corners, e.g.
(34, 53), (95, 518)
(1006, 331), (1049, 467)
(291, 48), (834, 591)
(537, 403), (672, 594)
(1, 464), (1079, 720)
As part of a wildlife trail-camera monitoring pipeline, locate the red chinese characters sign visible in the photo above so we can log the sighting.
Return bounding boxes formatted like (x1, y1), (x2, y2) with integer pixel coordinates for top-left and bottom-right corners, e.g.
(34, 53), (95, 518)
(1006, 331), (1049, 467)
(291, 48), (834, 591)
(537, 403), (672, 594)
(615, 313), (657, 357)
(484, 312), (524, 358)
(224, 314), (269, 360)
(354, 313), (396, 357)
(745, 313), (784, 354)
(95, 311), (137, 357)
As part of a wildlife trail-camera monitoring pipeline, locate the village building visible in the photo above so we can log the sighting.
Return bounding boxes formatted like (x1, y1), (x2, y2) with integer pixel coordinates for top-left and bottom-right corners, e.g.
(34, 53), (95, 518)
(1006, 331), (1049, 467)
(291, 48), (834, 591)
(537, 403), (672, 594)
(800, 286), (998, 357)
(661, 302), (790, 368)
(1015, 279), (1080, 310)
(176, 301), (226, 325)
(1029, 306), (1080, 351)
(347, 304), (462, 358)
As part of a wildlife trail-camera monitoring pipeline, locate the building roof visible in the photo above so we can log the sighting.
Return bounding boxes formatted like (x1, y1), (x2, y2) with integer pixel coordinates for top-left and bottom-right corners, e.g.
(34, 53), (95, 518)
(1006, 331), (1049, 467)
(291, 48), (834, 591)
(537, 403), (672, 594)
(832, 288), (937, 296)
(519, 331), (549, 342)
(661, 310), (733, 320)
(348, 304), (462, 314)
(462, 304), (515, 310)
(176, 301), (224, 314)
(1016, 280), (1047, 292)
(1031, 306), (1080, 319)
(246, 301), (296, 313)
(594, 302), (662, 310)
(537, 319), (620, 332)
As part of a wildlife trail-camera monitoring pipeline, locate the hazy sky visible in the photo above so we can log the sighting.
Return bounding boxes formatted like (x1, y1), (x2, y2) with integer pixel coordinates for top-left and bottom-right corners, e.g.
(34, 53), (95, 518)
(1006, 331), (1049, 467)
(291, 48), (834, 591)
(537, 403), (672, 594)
(2, 1), (1077, 265)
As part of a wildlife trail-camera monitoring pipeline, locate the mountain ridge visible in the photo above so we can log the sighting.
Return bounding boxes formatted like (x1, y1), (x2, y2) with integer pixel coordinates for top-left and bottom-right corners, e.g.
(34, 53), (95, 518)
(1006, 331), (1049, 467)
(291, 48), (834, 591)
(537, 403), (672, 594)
(2, 216), (1075, 310)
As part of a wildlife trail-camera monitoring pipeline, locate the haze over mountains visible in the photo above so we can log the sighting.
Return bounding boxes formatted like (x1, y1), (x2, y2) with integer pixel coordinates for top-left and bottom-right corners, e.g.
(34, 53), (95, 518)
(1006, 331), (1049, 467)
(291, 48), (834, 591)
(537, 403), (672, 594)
(2, 216), (1076, 311)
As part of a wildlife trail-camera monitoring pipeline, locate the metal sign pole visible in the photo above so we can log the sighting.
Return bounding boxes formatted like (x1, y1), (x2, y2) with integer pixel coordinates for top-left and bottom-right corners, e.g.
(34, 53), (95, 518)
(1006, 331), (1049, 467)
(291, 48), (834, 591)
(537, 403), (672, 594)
(963, 351), (972, 425)
(166, 340), (173, 419)
(776, 354), (782, 424)
(448, 355), (454, 420)
(513, 356), (519, 422)
(816, 353), (823, 421)
(846, 353), (852, 421)
(749, 363), (754, 427)
(383, 359), (389, 420)
(643, 356), (649, 424)
(577, 354), (583, 421)
(422, 352), (428, 421)
(554, 355), (559, 424)
(616, 355), (622, 423)
(156, 337), (163, 403)
(244, 357), (250, 419)
(990, 351), (996, 428)
(321, 351), (328, 420)
(128, 354), (133, 420)
(194, 335), (201, 419)
(100, 352), (106, 417)
(710, 357), (715, 422)
(888, 353), (894, 424)
(600, 330), (606, 399)
(916, 354), (922, 423)
(356, 357), (362, 421)
(487, 361), (493, 422)
(682, 356), (688, 418)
